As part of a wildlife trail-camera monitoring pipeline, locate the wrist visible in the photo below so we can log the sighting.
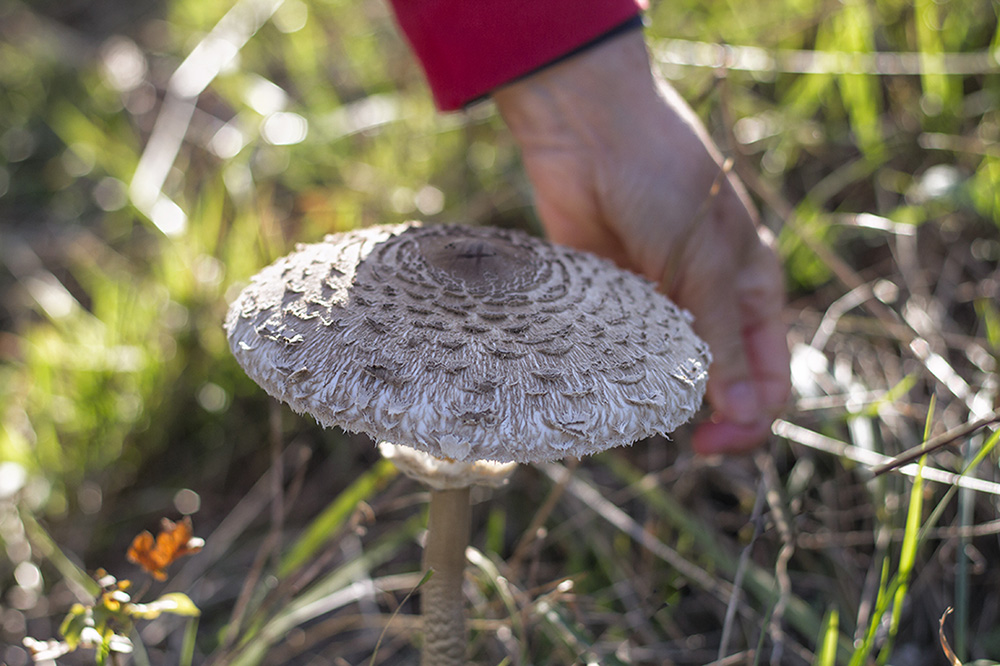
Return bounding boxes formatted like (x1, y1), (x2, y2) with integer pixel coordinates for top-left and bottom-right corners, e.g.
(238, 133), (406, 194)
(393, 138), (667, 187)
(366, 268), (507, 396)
(493, 27), (656, 144)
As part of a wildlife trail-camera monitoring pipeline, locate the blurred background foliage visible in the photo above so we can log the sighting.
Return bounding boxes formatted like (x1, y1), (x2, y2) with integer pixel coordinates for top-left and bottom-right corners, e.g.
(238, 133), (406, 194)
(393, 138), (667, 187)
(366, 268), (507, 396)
(1, 0), (999, 663)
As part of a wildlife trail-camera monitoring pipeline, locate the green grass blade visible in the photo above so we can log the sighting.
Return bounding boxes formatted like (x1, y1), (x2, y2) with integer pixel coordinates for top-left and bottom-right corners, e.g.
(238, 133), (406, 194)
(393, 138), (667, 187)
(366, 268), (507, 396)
(849, 556), (891, 666)
(18, 505), (101, 598)
(180, 617), (199, 666)
(832, 0), (884, 160)
(877, 456), (926, 665)
(279, 457), (396, 576)
(231, 518), (419, 666)
(899, 459), (926, 580)
(915, 0), (960, 120)
(816, 607), (840, 666)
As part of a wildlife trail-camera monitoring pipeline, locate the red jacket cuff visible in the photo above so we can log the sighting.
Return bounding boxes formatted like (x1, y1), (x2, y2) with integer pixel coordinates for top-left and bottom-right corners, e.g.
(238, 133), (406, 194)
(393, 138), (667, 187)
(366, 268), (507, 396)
(389, 0), (643, 111)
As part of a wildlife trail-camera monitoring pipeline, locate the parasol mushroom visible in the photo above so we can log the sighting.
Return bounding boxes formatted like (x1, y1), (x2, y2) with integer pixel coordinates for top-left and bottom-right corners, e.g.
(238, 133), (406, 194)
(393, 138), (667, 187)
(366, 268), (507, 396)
(224, 222), (710, 664)
(378, 441), (516, 663)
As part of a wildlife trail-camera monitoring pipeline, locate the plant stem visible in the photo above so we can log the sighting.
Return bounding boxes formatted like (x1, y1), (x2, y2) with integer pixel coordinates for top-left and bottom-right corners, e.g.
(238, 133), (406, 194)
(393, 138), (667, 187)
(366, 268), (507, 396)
(421, 486), (471, 666)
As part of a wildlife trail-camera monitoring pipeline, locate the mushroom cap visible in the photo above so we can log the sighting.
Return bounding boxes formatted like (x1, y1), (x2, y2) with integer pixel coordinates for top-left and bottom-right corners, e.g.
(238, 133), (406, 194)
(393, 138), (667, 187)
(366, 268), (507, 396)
(378, 442), (517, 490)
(225, 223), (711, 463)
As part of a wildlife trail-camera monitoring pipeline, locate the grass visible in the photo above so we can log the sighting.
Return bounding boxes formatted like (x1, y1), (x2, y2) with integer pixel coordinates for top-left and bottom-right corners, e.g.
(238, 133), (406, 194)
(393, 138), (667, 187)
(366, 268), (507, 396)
(1, 0), (1000, 663)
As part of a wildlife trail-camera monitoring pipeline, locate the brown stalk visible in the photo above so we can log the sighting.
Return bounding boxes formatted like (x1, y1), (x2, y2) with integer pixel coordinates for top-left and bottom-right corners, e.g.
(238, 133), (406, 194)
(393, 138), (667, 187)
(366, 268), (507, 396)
(871, 412), (1000, 476)
(420, 487), (472, 666)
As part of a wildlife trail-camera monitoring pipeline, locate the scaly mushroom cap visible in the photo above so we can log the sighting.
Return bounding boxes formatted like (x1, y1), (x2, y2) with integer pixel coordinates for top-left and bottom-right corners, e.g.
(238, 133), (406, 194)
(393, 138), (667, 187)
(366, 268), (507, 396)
(225, 223), (711, 463)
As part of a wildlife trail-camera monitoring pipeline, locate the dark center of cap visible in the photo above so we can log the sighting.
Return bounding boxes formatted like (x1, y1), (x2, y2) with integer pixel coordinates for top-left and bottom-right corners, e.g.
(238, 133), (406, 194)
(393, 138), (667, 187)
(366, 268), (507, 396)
(416, 233), (536, 294)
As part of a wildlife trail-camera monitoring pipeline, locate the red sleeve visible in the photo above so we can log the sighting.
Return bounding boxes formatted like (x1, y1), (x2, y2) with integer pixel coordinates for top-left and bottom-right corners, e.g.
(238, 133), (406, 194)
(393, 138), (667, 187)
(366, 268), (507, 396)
(388, 0), (643, 111)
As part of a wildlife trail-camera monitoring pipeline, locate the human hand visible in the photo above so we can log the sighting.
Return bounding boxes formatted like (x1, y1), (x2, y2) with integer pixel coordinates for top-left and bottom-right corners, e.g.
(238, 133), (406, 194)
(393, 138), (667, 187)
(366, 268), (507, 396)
(493, 29), (790, 455)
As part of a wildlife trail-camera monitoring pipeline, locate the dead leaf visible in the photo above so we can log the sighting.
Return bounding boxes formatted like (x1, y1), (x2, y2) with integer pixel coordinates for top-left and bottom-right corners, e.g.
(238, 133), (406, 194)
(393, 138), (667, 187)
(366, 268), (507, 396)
(939, 607), (962, 666)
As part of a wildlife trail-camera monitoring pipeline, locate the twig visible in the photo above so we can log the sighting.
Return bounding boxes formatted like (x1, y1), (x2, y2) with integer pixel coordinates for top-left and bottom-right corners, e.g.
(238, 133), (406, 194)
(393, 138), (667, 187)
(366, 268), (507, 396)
(705, 650), (756, 666)
(537, 462), (734, 604)
(920, 132), (1000, 159)
(129, 0), (285, 233)
(774, 419), (1000, 495)
(218, 407), (291, 650)
(796, 517), (1000, 548)
(221, 530), (282, 650)
(871, 411), (1000, 476)
(653, 38), (1000, 76)
(507, 458), (578, 575)
(810, 282), (874, 352)
(369, 571), (429, 666)
(717, 465), (767, 661)
(757, 452), (794, 666)
(269, 402), (285, 567)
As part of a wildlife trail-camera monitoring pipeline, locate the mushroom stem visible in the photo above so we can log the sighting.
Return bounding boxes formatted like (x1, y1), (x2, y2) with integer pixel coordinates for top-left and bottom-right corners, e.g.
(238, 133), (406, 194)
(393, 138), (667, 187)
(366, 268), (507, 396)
(421, 486), (471, 666)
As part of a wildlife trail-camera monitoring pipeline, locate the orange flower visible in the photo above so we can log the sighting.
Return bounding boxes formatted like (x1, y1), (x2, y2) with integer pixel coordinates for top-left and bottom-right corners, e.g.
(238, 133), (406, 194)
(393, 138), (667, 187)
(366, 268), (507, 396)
(127, 516), (204, 581)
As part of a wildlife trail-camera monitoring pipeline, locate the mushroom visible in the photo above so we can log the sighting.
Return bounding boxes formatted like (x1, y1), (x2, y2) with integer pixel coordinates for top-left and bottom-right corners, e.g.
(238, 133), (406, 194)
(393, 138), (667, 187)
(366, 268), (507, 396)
(224, 222), (710, 664)
(378, 441), (516, 662)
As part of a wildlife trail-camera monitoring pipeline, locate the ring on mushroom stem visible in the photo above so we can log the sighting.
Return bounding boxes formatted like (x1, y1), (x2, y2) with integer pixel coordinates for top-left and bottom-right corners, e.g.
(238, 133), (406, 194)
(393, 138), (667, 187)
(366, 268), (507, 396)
(380, 441), (516, 665)
(225, 222), (710, 665)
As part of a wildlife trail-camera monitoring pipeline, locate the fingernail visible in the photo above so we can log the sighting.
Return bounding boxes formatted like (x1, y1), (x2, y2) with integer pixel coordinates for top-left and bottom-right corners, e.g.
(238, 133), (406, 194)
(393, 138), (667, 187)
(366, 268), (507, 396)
(724, 382), (759, 425)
